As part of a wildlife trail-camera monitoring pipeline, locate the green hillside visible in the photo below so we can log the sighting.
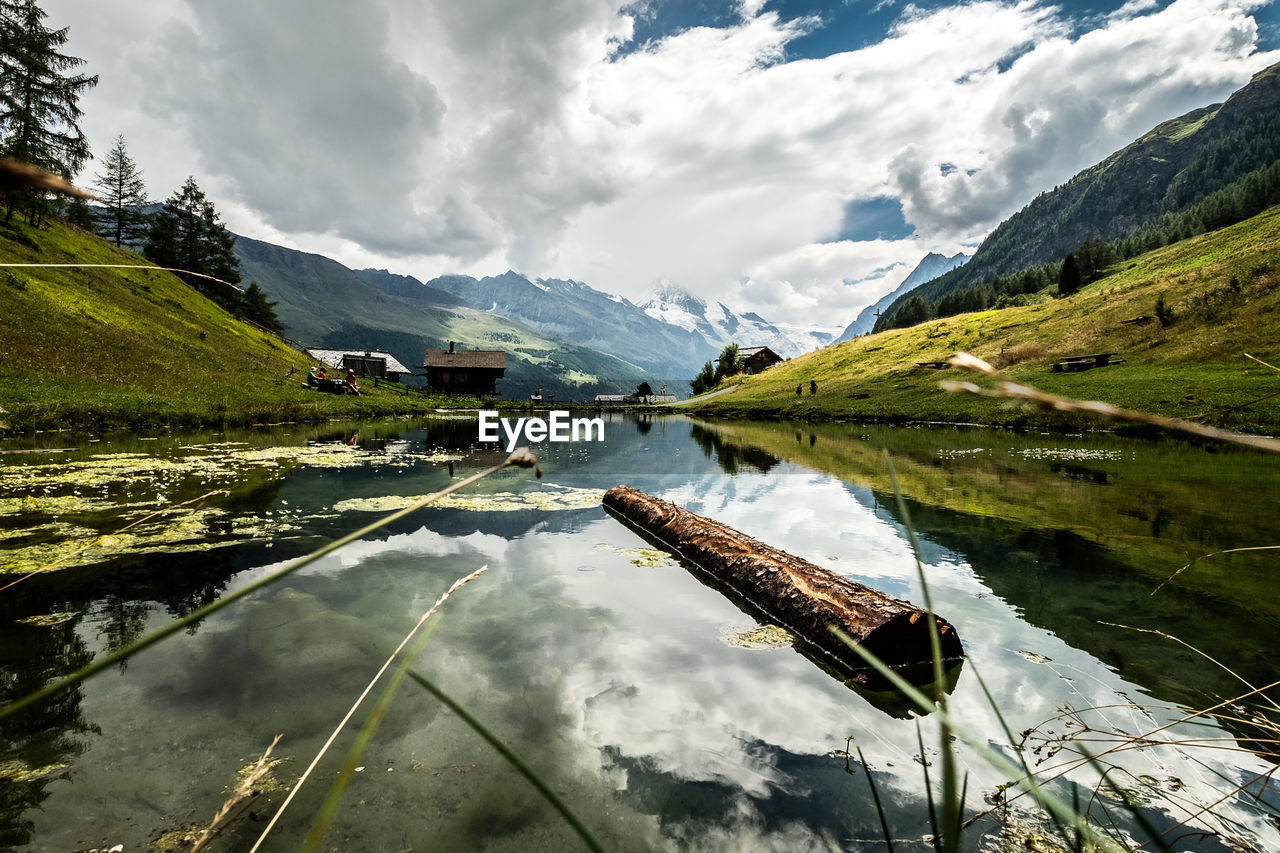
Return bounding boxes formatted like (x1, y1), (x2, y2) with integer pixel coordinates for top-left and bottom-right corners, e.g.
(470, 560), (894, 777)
(0, 219), (446, 432)
(685, 207), (1280, 431)
(878, 61), (1280, 326)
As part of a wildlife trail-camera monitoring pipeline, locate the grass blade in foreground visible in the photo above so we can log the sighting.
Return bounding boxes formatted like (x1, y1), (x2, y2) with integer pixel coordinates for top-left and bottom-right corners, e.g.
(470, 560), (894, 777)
(884, 453), (965, 852)
(252, 567), (487, 853)
(856, 743), (895, 852)
(407, 669), (608, 853)
(842, 453), (1121, 851)
(832, 625), (1126, 852)
(942, 352), (1280, 454)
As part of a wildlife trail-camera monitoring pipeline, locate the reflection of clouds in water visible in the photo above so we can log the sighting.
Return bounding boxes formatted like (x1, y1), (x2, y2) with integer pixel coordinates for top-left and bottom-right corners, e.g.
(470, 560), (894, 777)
(566, 518), (923, 787)
(206, 466), (1280, 848)
(567, 482), (1280, 846)
(658, 468), (928, 590)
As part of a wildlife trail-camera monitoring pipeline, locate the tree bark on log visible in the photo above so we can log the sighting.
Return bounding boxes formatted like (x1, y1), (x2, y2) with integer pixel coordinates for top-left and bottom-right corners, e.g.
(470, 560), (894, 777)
(603, 486), (963, 683)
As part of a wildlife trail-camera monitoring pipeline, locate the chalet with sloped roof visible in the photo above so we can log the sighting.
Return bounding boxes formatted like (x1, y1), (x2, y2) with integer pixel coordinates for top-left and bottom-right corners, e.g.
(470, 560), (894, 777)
(306, 348), (411, 382)
(738, 346), (782, 374)
(423, 344), (506, 397)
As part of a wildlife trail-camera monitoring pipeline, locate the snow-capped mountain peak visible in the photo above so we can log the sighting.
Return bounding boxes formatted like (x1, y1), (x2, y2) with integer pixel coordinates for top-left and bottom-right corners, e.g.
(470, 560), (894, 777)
(640, 285), (833, 359)
(641, 284), (708, 334)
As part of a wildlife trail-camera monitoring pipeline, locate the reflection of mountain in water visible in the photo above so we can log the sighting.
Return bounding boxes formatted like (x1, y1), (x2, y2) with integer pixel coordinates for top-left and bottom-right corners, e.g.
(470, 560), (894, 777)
(691, 417), (1280, 757)
(874, 493), (1280, 754)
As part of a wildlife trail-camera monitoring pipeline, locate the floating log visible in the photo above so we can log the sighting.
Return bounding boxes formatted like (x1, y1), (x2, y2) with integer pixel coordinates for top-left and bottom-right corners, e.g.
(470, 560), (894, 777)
(603, 486), (963, 683)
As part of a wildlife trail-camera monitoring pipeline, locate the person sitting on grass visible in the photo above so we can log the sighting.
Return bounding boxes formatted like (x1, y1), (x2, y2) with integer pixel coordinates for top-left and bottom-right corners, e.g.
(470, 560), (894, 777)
(344, 370), (361, 395)
(307, 366), (319, 387)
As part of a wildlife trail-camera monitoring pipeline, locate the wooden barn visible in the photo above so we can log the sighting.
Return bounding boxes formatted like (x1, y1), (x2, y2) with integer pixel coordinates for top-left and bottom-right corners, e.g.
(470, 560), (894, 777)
(739, 346), (783, 374)
(306, 348), (411, 382)
(423, 345), (506, 397)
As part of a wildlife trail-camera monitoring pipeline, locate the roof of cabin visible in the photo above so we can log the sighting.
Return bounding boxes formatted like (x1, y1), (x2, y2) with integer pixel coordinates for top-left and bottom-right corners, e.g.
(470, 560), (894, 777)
(305, 348), (411, 374)
(423, 349), (506, 369)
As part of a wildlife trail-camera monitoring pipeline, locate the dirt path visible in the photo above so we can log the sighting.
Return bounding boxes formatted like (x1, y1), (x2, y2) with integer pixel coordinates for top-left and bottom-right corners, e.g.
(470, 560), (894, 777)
(667, 382), (743, 406)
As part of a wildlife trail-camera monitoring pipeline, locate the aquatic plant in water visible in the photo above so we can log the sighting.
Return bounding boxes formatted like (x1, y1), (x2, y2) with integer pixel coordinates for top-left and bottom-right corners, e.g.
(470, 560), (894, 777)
(333, 484), (604, 514)
(0, 441), (476, 574)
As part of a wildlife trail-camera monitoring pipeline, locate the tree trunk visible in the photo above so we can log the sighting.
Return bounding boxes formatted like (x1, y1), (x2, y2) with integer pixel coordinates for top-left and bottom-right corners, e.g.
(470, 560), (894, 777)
(603, 486), (963, 684)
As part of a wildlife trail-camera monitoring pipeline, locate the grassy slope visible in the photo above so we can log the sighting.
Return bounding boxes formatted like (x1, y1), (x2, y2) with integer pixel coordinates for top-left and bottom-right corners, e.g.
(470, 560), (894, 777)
(0, 220), (450, 431)
(687, 207), (1280, 431)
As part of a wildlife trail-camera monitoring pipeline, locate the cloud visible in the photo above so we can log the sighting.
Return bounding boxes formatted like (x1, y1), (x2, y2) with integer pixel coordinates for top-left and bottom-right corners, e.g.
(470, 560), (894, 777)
(556, 0), (1277, 322)
(54, 0), (632, 265)
(155, 2), (459, 253)
(729, 239), (941, 323)
(47, 0), (1280, 328)
(886, 0), (1275, 240)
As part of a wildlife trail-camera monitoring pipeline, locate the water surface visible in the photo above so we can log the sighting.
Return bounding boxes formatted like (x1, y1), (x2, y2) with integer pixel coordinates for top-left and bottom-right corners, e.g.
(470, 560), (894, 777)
(1, 415), (1277, 851)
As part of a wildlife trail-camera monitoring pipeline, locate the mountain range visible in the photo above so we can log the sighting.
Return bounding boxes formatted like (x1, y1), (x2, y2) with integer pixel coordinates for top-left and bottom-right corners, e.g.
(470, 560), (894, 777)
(234, 238), (842, 399)
(399, 270), (716, 377)
(234, 237), (655, 400)
(111, 61), (1280, 400)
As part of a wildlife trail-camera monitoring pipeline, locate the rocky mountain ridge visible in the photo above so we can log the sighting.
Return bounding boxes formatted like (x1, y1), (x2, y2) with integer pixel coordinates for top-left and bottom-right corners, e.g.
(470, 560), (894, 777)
(835, 252), (969, 342)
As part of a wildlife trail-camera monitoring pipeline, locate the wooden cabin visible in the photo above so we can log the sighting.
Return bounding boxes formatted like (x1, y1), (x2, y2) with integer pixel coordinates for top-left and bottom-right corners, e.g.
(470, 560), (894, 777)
(306, 348), (411, 382)
(739, 346), (783, 374)
(423, 345), (506, 397)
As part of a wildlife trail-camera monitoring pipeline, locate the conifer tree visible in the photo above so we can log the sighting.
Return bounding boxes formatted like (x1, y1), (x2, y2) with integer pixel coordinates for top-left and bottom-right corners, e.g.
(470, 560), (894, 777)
(0, 0), (97, 224)
(237, 282), (282, 335)
(58, 193), (91, 228)
(1058, 253), (1082, 296)
(890, 295), (933, 328)
(92, 135), (148, 246)
(144, 177), (241, 305)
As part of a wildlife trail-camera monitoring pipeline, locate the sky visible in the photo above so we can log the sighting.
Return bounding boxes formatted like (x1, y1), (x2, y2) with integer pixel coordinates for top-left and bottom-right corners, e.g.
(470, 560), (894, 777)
(45, 0), (1280, 328)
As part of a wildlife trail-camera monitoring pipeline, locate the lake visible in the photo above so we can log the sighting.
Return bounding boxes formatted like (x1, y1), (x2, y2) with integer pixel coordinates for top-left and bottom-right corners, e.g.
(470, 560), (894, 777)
(1, 414), (1277, 851)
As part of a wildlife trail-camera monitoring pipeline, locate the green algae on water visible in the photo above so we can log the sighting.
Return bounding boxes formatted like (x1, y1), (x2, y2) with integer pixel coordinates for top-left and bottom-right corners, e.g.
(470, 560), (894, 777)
(724, 625), (796, 649)
(0, 759), (69, 783)
(333, 485), (605, 514)
(0, 440), (474, 574)
(15, 611), (77, 627)
(593, 543), (675, 567)
(0, 508), (230, 574)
